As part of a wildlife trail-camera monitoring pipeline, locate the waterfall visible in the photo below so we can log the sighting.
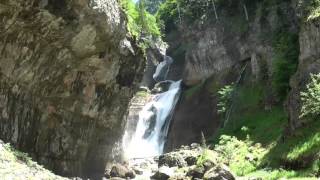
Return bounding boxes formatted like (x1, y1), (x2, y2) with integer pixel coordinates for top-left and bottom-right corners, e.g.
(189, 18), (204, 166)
(153, 55), (173, 82)
(123, 80), (182, 159)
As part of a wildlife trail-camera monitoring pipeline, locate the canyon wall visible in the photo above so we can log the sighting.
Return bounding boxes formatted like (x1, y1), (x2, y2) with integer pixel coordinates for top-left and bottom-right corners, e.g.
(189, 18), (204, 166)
(0, 0), (144, 178)
(165, 0), (302, 150)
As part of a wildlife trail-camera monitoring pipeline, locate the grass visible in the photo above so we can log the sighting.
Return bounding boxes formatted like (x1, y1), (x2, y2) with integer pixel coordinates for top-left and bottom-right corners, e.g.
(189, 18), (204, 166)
(210, 83), (320, 179)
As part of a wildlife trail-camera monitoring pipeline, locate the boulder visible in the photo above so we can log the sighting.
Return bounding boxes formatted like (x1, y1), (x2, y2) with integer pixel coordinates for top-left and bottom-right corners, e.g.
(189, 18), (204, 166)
(110, 164), (132, 178)
(203, 165), (235, 180)
(185, 156), (197, 166)
(151, 166), (175, 180)
(186, 166), (205, 179)
(152, 81), (173, 94)
(159, 153), (187, 168)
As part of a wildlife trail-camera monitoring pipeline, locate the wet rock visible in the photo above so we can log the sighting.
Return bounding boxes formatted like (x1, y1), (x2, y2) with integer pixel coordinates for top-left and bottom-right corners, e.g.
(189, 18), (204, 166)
(185, 156), (197, 166)
(104, 168), (111, 178)
(151, 166), (175, 180)
(143, 105), (157, 139)
(152, 81), (173, 94)
(110, 164), (130, 178)
(186, 166), (205, 179)
(159, 153), (187, 168)
(203, 165), (235, 180)
(125, 170), (136, 179)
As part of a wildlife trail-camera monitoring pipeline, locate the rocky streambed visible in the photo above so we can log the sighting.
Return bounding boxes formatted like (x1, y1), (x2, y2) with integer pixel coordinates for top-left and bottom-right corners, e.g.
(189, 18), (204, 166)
(105, 144), (235, 180)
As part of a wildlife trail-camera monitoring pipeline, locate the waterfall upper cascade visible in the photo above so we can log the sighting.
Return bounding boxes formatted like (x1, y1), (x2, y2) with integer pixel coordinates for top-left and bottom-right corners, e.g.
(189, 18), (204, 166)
(123, 80), (182, 159)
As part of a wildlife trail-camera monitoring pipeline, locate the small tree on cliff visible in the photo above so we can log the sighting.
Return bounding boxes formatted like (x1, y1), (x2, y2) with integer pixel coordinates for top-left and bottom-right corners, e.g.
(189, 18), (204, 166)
(300, 73), (320, 119)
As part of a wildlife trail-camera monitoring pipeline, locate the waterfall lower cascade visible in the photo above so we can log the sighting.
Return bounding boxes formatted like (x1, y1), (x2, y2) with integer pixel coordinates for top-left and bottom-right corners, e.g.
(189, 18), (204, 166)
(123, 80), (182, 159)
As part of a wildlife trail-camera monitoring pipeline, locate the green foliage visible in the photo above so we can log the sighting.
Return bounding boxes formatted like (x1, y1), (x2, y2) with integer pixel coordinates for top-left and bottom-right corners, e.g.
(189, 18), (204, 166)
(246, 169), (300, 180)
(144, 0), (165, 14)
(217, 84), (234, 115)
(272, 30), (299, 100)
(156, 0), (179, 33)
(264, 119), (320, 176)
(3, 143), (33, 166)
(211, 84), (320, 178)
(0, 142), (64, 179)
(214, 135), (266, 176)
(300, 73), (320, 119)
(157, 0), (213, 33)
(197, 149), (218, 166)
(307, 0), (320, 21)
(120, 0), (140, 37)
(120, 0), (161, 38)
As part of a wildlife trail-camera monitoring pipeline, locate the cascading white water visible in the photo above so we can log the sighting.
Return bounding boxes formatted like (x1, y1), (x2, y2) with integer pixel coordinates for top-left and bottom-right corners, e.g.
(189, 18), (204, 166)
(123, 80), (182, 159)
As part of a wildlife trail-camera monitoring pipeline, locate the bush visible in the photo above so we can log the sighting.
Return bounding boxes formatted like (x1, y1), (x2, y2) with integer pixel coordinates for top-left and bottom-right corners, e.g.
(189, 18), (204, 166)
(307, 0), (320, 21)
(214, 135), (265, 176)
(300, 73), (320, 119)
(217, 84), (234, 115)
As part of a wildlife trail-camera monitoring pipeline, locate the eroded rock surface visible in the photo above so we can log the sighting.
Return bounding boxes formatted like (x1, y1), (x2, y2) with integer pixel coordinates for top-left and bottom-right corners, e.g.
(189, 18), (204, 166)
(0, 0), (144, 177)
(287, 19), (320, 131)
(165, 0), (299, 151)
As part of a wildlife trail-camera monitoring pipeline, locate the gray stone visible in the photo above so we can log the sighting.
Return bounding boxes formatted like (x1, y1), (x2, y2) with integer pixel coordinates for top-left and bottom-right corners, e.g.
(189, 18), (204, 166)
(185, 156), (197, 166)
(159, 153), (187, 168)
(186, 166), (205, 179)
(151, 166), (175, 180)
(203, 165), (235, 180)
(110, 164), (131, 178)
(0, 0), (144, 178)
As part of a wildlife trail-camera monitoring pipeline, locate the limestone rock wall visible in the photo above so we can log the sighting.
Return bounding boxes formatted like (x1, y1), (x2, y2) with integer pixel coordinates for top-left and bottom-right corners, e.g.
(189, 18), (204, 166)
(0, 0), (144, 178)
(287, 19), (320, 130)
(166, 1), (298, 86)
(164, 1), (299, 151)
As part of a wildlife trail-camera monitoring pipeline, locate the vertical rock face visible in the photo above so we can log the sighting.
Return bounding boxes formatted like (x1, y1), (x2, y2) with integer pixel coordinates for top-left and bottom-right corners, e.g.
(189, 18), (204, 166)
(287, 19), (320, 130)
(164, 1), (299, 151)
(0, 0), (144, 177)
(167, 1), (298, 86)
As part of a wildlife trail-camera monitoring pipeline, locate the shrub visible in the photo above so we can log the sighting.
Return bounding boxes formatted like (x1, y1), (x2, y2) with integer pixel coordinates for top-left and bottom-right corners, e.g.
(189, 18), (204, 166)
(300, 73), (320, 119)
(217, 84), (234, 115)
(307, 0), (320, 21)
(214, 135), (265, 176)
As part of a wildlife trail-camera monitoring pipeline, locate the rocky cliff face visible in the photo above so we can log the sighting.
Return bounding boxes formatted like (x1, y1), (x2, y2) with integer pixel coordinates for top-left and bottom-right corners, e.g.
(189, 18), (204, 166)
(287, 18), (320, 131)
(164, 0), (300, 150)
(0, 0), (144, 178)
(167, 1), (298, 85)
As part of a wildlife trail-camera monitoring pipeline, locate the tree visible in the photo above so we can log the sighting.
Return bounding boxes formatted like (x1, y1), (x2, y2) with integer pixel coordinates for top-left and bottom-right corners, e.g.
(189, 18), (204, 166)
(144, 0), (165, 14)
(300, 73), (320, 119)
(120, 0), (160, 38)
